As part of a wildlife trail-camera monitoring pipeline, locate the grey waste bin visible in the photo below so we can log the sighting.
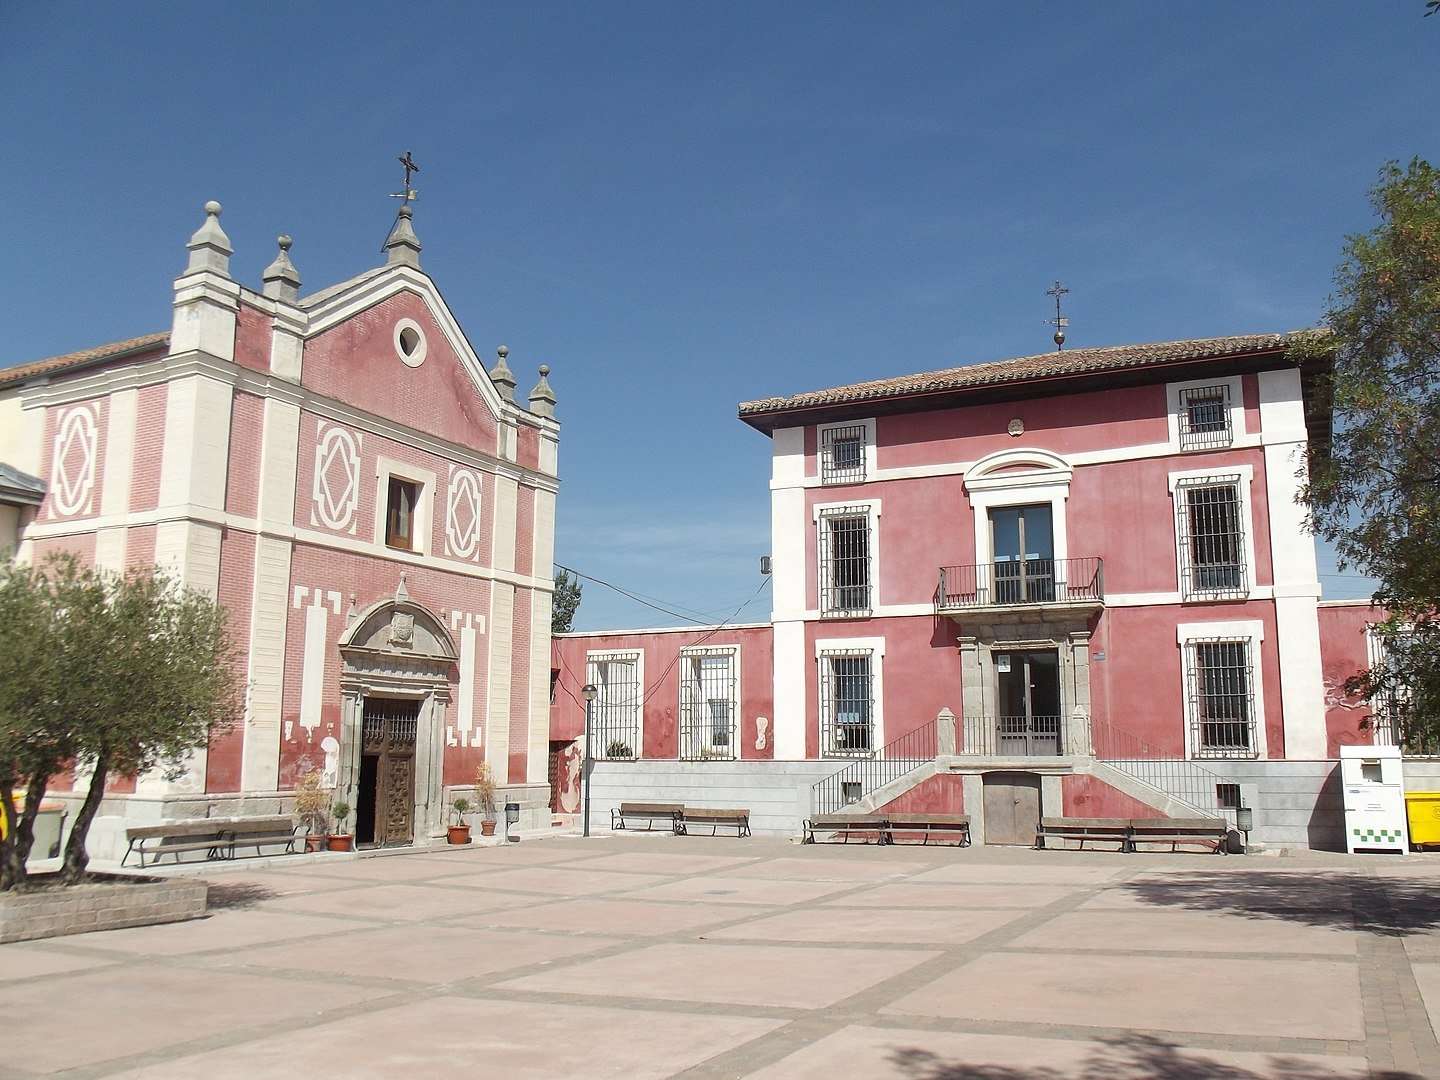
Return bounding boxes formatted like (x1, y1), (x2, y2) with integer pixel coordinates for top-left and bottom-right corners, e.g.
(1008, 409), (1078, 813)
(31, 803), (68, 861)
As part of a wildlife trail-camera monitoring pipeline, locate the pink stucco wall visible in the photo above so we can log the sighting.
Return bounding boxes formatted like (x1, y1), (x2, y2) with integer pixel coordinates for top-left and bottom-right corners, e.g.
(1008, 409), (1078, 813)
(1318, 601), (1385, 756)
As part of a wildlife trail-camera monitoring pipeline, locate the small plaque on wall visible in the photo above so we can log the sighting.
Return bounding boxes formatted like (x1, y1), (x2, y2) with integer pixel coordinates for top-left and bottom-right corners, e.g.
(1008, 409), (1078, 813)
(1093, 650), (1106, 662)
(996, 654), (1011, 672)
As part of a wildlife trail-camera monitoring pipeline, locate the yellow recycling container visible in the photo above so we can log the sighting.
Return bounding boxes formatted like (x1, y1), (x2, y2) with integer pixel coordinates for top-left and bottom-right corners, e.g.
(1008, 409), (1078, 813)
(1404, 792), (1440, 847)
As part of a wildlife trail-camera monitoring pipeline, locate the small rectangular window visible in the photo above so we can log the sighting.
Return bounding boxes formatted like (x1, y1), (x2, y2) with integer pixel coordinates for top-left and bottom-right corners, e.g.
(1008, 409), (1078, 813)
(1175, 476), (1247, 598)
(679, 649), (737, 761)
(1187, 638), (1257, 758)
(587, 653), (641, 759)
(820, 650), (874, 757)
(1216, 782), (1242, 809)
(818, 507), (872, 616)
(1178, 384), (1233, 450)
(820, 424), (867, 484)
(385, 477), (420, 550)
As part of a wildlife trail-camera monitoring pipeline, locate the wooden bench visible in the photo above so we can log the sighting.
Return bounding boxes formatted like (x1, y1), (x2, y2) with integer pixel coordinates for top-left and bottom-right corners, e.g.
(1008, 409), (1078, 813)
(123, 820), (231, 868)
(227, 815), (302, 859)
(610, 802), (684, 833)
(878, 813), (972, 847)
(677, 807), (751, 838)
(1128, 817), (1229, 854)
(802, 814), (888, 844)
(1034, 817), (1131, 851)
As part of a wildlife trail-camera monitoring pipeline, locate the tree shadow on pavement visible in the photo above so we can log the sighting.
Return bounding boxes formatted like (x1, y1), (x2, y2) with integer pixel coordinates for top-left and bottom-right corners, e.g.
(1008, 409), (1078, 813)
(889, 1034), (1418, 1079)
(204, 880), (278, 910)
(1115, 872), (1440, 934)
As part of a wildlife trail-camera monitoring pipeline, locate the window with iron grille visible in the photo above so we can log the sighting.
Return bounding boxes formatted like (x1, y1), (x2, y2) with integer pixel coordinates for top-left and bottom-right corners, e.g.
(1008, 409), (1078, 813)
(1367, 628), (1435, 755)
(1175, 475), (1247, 598)
(819, 650), (874, 757)
(586, 652), (641, 760)
(679, 647), (738, 761)
(818, 506), (872, 616)
(820, 424), (867, 484)
(1186, 638), (1257, 758)
(1178, 384), (1232, 450)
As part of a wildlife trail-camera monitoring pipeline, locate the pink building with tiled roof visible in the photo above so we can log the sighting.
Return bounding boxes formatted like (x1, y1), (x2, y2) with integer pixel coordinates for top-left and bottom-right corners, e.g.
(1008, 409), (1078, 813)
(0, 200), (561, 851)
(552, 331), (1401, 849)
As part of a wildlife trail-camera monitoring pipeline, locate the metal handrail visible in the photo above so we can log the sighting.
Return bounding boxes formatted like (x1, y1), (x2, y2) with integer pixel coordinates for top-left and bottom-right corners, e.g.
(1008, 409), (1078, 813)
(811, 716), (938, 816)
(935, 557), (1104, 610)
(1090, 715), (1235, 823)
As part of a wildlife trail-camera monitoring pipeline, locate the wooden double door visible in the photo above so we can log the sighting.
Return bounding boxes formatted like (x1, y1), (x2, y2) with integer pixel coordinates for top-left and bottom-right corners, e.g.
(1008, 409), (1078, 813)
(983, 771), (1042, 846)
(356, 698), (419, 847)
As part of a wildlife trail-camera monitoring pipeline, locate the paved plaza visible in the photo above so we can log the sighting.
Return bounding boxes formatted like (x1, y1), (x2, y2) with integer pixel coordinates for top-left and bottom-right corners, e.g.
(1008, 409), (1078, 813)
(5, 836), (1440, 1078)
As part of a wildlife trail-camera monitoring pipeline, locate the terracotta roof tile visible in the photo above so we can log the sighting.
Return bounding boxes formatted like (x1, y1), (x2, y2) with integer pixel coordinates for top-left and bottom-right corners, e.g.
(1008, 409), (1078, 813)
(737, 330), (1321, 418)
(0, 332), (171, 388)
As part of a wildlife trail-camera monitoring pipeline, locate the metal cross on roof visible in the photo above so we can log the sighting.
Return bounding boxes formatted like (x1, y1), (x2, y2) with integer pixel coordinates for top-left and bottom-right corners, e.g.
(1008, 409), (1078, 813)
(392, 151), (420, 201)
(1046, 280), (1070, 351)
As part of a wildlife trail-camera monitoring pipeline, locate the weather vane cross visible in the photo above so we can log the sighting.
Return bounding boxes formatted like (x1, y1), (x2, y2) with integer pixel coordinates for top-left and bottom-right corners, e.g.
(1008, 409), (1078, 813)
(1046, 280), (1070, 351)
(392, 151), (420, 202)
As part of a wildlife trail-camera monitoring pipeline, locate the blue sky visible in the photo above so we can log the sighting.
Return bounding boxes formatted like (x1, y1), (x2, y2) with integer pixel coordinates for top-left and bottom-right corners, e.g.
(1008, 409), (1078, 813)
(2, 3), (1430, 628)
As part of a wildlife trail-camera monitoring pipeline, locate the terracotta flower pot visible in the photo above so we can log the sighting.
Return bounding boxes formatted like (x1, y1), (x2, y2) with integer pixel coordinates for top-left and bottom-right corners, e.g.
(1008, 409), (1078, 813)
(326, 834), (353, 852)
(480, 819), (497, 837)
(304, 833), (327, 853)
(447, 824), (472, 845)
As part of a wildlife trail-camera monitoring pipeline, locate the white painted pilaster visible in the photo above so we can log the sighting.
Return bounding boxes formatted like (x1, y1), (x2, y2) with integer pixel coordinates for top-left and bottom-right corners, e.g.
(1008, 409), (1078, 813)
(492, 475), (518, 573)
(486, 580), (515, 778)
(298, 600), (328, 736)
(94, 388), (138, 572)
(240, 535), (292, 791)
(528, 587), (553, 784)
(770, 426), (809, 759)
(1259, 367), (1327, 759)
(457, 624), (477, 740)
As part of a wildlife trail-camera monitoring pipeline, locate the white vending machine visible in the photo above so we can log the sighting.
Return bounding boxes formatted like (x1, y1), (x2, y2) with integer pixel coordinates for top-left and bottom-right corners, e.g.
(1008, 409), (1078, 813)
(1340, 744), (1408, 855)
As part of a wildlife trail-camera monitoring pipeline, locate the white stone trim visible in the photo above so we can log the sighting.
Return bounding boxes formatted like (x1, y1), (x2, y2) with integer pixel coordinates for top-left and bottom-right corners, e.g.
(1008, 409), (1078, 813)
(813, 498), (882, 613)
(1166, 374), (1245, 451)
(49, 404), (99, 517)
(814, 635), (887, 756)
(392, 318), (428, 368)
(99, 389), (137, 520)
(815, 417), (876, 482)
(1168, 463), (1258, 602)
(311, 422), (362, 533)
(372, 455), (437, 557)
(1176, 619), (1268, 760)
(485, 581), (515, 779)
(445, 465), (484, 560)
(964, 451), (1072, 568)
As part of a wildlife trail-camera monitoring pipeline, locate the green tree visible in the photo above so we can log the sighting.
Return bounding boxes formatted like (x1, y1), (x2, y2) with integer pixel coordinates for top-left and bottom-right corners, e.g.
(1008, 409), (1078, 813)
(552, 568), (582, 634)
(0, 556), (243, 889)
(1301, 158), (1440, 746)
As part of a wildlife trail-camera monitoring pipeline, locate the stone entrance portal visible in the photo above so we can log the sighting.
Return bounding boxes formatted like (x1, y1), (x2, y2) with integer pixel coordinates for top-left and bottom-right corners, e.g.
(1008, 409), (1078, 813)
(337, 580), (456, 847)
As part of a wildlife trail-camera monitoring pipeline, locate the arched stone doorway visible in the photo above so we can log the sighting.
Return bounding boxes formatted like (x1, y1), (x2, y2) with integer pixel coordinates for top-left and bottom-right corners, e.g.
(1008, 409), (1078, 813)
(336, 580), (457, 847)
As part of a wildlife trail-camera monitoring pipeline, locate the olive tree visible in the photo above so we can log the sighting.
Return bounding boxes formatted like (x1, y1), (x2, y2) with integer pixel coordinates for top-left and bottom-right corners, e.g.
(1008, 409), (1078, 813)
(0, 555), (243, 889)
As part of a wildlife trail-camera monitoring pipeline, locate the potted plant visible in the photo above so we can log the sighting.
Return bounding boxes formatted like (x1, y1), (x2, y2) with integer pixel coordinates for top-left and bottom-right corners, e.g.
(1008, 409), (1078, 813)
(294, 770), (330, 853)
(474, 763), (498, 837)
(448, 797), (472, 844)
(327, 800), (354, 852)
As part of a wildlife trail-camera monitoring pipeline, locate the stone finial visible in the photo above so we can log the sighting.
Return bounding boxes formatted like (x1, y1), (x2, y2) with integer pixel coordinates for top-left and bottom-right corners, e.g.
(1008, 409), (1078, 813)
(527, 364), (557, 418)
(489, 344), (517, 402)
(395, 573), (410, 603)
(346, 593), (359, 625)
(185, 200), (233, 277)
(261, 234), (302, 303)
(383, 203), (422, 268)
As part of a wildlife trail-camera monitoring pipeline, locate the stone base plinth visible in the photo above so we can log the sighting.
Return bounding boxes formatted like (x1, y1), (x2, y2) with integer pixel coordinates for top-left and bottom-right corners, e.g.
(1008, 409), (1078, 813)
(0, 872), (208, 944)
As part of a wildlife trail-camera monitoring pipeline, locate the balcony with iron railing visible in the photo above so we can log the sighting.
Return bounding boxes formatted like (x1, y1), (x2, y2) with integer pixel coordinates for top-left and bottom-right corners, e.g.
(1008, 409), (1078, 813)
(934, 556), (1104, 618)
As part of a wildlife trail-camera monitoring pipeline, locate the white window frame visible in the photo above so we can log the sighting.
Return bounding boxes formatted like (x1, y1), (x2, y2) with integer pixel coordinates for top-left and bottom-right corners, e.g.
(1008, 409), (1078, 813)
(964, 449), (1073, 568)
(815, 636), (886, 757)
(816, 418), (876, 484)
(373, 456), (437, 557)
(677, 643), (741, 761)
(1177, 620), (1266, 760)
(1168, 464), (1256, 602)
(1166, 375), (1245, 452)
(586, 648), (644, 760)
(813, 498), (881, 615)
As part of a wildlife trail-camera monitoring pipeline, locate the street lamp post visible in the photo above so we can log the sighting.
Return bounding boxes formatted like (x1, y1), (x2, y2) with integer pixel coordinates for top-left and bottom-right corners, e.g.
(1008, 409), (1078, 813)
(581, 683), (598, 838)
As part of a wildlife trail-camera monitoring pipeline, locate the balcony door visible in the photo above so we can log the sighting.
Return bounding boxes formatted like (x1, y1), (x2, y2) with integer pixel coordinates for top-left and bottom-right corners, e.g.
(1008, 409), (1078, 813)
(995, 649), (1061, 755)
(989, 504), (1055, 604)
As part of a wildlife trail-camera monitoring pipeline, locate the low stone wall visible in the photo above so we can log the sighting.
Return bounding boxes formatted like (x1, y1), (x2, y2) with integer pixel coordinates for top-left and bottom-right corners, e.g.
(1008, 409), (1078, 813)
(0, 873), (208, 944)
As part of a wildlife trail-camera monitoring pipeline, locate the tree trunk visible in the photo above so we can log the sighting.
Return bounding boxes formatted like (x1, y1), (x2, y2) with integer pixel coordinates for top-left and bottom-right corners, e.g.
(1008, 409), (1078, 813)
(62, 752), (109, 885)
(0, 778), (16, 891)
(2, 773), (50, 890)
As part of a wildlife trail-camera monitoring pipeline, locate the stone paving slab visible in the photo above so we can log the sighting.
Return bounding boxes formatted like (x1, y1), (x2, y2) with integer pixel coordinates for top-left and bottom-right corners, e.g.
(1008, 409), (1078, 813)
(464, 896), (750, 937)
(562, 851), (761, 876)
(222, 923), (623, 983)
(439, 866), (673, 896)
(906, 861), (1126, 886)
(259, 881), (519, 921)
(823, 881), (1081, 909)
(0, 941), (118, 977)
(707, 905), (1029, 946)
(0, 964), (394, 1074)
(883, 951), (1366, 1040)
(1009, 909), (1360, 956)
(497, 941), (937, 1009)
(717, 856), (932, 882)
(68, 908), (375, 956)
(102, 996), (785, 1080)
(619, 874), (855, 906)
(740, 1024), (1375, 1079)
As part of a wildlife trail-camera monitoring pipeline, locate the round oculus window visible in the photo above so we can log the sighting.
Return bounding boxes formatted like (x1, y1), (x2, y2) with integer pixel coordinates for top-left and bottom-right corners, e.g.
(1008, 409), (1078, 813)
(393, 319), (427, 367)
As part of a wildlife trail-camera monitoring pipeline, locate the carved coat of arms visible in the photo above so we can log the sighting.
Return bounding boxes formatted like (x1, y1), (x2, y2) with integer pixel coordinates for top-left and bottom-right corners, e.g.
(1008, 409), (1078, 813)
(388, 611), (416, 649)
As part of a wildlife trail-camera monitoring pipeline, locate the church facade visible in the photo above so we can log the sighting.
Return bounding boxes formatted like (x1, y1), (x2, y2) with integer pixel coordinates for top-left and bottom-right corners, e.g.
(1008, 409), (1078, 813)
(0, 200), (560, 851)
